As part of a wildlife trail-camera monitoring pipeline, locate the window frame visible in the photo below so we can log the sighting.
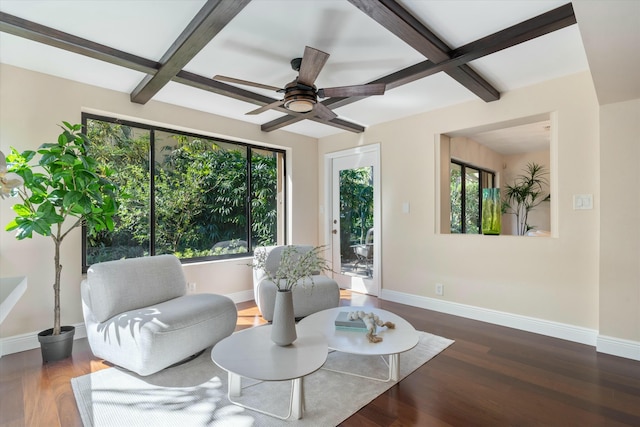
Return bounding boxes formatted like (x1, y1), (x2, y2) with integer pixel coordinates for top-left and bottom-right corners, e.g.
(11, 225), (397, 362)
(81, 113), (287, 271)
(450, 159), (495, 234)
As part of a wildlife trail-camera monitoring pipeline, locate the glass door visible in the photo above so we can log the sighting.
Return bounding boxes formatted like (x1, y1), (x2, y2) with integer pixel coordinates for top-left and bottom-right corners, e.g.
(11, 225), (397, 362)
(327, 146), (380, 296)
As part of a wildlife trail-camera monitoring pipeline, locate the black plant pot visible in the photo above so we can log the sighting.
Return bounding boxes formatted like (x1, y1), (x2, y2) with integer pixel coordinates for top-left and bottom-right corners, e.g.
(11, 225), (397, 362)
(37, 325), (75, 363)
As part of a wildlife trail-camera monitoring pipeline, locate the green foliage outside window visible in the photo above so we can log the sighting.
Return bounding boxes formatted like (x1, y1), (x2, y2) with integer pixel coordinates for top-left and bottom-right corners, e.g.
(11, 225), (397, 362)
(450, 162), (489, 234)
(84, 118), (281, 266)
(339, 167), (374, 259)
(450, 165), (462, 233)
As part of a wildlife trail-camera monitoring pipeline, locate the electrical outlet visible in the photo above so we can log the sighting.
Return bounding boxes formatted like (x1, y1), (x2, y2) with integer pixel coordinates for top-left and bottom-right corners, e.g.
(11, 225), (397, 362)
(188, 282), (197, 293)
(435, 283), (444, 296)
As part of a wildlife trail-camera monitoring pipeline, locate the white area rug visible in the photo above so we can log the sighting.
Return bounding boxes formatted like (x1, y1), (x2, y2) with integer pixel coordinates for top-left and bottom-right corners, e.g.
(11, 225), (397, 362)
(72, 331), (453, 426)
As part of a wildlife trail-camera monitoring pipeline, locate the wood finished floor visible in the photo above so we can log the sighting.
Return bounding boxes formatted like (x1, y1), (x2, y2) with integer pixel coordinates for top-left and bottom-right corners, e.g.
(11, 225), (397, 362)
(1, 290), (639, 426)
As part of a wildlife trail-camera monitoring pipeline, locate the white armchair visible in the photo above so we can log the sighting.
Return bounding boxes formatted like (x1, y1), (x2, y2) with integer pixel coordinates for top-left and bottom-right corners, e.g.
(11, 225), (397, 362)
(81, 254), (237, 376)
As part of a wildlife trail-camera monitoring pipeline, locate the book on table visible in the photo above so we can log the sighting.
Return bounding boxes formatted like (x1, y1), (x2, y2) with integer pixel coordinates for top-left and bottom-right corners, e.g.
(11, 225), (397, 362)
(334, 311), (368, 332)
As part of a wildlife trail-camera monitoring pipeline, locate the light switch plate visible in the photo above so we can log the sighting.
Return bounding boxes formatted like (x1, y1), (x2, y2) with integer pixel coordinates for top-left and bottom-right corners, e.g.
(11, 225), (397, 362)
(573, 194), (593, 210)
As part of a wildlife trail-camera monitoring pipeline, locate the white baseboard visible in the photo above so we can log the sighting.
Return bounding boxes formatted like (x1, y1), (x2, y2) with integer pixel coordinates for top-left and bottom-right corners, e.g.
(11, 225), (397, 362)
(0, 322), (87, 358)
(380, 289), (640, 361)
(597, 335), (640, 361)
(380, 289), (599, 345)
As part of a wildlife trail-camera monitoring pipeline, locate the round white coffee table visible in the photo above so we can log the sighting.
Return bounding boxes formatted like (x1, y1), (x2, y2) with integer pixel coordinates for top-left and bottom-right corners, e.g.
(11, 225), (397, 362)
(211, 325), (327, 420)
(297, 306), (419, 382)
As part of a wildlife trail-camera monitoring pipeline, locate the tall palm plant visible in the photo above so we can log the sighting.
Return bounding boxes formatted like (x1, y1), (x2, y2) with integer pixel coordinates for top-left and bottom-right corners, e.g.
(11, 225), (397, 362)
(503, 162), (549, 235)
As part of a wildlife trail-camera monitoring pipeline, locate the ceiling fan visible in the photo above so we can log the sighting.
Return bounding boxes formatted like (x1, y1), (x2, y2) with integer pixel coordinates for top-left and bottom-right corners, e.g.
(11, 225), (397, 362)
(213, 46), (386, 121)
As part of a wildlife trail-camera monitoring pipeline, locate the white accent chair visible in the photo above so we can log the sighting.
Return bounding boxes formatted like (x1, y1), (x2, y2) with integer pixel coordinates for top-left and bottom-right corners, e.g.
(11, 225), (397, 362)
(81, 254), (237, 376)
(253, 245), (340, 322)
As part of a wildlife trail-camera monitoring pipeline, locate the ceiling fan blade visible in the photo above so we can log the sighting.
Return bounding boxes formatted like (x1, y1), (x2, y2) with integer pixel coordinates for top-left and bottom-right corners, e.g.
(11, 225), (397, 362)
(246, 99), (285, 115)
(297, 46), (329, 87)
(313, 102), (338, 121)
(318, 83), (386, 98)
(213, 75), (282, 92)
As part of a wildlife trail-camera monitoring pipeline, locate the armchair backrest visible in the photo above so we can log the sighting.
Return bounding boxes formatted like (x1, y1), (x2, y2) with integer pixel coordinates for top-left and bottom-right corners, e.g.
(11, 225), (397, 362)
(83, 254), (187, 322)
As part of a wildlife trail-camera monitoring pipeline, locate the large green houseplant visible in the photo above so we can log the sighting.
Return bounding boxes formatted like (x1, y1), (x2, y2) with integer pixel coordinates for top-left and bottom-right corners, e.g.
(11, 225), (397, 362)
(3, 122), (119, 361)
(503, 162), (550, 236)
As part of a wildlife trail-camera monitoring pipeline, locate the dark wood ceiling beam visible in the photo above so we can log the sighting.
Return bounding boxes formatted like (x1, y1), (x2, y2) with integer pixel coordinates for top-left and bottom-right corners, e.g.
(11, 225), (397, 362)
(0, 10), (364, 133)
(0, 11), (159, 74)
(0, 12), (274, 110)
(318, 3), (576, 112)
(130, 0), (251, 104)
(260, 115), (306, 133)
(347, 0), (449, 62)
(310, 117), (365, 133)
(260, 113), (365, 133)
(348, 0), (499, 102)
(450, 3), (576, 62)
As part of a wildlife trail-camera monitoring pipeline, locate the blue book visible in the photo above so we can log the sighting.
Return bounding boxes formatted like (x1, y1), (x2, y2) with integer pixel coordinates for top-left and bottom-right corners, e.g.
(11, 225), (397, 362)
(335, 325), (369, 332)
(334, 311), (367, 329)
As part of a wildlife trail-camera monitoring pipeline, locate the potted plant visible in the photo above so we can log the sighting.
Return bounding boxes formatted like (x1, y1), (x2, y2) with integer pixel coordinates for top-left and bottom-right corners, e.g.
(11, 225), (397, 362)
(3, 122), (119, 362)
(503, 162), (550, 236)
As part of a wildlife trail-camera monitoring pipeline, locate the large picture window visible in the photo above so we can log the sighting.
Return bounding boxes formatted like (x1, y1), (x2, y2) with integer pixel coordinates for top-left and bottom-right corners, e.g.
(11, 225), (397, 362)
(82, 114), (285, 270)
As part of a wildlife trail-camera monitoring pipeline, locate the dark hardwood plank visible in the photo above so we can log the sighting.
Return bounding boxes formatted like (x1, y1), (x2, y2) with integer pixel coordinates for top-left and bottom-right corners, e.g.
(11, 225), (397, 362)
(21, 348), (60, 427)
(1, 290), (639, 427)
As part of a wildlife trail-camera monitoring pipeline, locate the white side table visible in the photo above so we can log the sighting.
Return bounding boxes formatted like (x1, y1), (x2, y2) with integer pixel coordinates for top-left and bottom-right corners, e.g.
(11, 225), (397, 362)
(297, 306), (419, 382)
(211, 325), (327, 420)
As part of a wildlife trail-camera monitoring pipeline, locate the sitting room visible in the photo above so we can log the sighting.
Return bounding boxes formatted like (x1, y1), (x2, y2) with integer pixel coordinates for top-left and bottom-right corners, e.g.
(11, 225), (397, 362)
(1, 1), (639, 426)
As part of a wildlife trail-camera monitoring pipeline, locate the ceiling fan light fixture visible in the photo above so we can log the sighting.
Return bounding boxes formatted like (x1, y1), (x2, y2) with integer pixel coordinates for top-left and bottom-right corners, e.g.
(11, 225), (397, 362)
(284, 97), (315, 113)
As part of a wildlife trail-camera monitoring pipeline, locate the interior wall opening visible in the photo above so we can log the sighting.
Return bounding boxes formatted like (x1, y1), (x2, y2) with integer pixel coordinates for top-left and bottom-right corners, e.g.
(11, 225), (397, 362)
(439, 114), (553, 236)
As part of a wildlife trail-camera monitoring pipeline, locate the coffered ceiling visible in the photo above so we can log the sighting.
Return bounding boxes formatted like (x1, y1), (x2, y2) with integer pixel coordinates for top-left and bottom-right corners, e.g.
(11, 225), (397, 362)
(0, 1), (601, 139)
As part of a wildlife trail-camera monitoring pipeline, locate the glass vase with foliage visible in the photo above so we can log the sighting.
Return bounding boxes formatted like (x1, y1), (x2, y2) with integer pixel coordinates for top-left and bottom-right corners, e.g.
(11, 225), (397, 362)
(503, 162), (549, 235)
(251, 245), (331, 291)
(4, 122), (119, 337)
(481, 188), (501, 235)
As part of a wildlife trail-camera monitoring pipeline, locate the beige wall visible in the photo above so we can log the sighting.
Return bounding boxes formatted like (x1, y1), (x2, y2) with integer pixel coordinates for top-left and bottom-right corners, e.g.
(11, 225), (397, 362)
(449, 136), (504, 174)
(0, 64), (319, 339)
(2, 64), (637, 358)
(319, 72), (600, 329)
(599, 98), (640, 344)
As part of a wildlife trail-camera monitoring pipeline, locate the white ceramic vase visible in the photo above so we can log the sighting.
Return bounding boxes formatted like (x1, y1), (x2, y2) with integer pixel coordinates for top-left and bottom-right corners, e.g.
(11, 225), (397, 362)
(271, 289), (297, 346)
